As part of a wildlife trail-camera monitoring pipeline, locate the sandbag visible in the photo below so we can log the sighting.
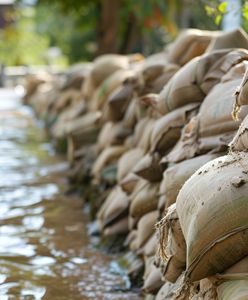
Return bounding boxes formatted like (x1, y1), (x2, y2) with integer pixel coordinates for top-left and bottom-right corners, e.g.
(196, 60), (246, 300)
(199, 79), (248, 137)
(177, 152), (248, 281)
(102, 187), (129, 227)
(143, 233), (157, 257)
(103, 216), (129, 236)
(167, 29), (216, 66)
(92, 146), (126, 179)
(143, 265), (163, 294)
(103, 82), (134, 122)
(217, 277), (248, 300)
(157, 49), (248, 115)
(159, 154), (219, 210)
(90, 69), (135, 111)
(155, 275), (184, 300)
(158, 204), (186, 283)
(150, 103), (199, 155)
(229, 115), (248, 152)
(133, 153), (163, 182)
(91, 54), (130, 87)
(233, 67), (248, 119)
(117, 148), (145, 182)
(136, 210), (158, 249)
(206, 27), (248, 53)
(137, 118), (155, 152)
(130, 182), (159, 219)
(120, 173), (140, 194)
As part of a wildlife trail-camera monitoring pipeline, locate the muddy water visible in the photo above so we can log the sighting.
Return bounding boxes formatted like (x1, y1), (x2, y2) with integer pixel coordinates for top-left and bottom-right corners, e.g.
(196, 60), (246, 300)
(0, 89), (141, 300)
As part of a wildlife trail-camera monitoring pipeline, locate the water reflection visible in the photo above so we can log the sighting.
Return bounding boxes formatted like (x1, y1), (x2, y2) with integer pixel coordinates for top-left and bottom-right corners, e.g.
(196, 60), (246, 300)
(0, 89), (141, 299)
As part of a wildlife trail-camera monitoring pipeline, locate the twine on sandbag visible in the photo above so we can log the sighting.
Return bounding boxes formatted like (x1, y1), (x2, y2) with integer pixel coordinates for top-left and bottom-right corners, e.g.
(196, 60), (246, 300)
(156, 213), (169, 262)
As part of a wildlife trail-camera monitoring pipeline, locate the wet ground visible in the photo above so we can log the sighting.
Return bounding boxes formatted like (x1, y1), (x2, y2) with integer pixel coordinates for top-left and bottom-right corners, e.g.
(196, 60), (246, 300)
(0, 89), (141, 300)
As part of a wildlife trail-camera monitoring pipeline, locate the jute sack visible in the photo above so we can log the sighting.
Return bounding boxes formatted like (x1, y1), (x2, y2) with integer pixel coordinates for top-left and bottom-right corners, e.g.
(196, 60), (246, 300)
(133, 152), (163, 182)
(130, 181), (159, 219)
(137, 118), (155, 152)
(167, 29), (216, 66)
(198, 49), (248, 95)
(233, 67), (248, 119)
(177, 152), (248, 282)
(217, 275), (248, 300)
(150, 103), (199, 155)
(143, 264), (164, 294)
(136, 210), (158, 249)
(91, 54), (130, 87)
(91, 145), (127, 179)
(97, 121), (131, 152)
(155, 274), (184, 300)
(103, 216), (129, 236)
(143, 233), (157, 257)
(156, 57), (203, 115)
(90, 69), (135, 111)
(156, 49), (248, 115)
(206, 27), (248, 53)
(120, 173), (140, 194)
(144, 65), (179, 94)
(199, 79), (248, 137)
(229, 114), (248, 152)
(52, 89), (80, 114)
(97, 187), (119, 227)
(103, 82), (134, 122)
(52, 111), (101, 139)
(117, 148), (144, 183)
(157, 204), (186, 283)
(102, 187), (129, 227)
(159, 154), (219, 210)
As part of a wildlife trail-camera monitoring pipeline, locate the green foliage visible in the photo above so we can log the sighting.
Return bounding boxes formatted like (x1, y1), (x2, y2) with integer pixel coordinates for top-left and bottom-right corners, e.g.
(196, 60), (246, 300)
(0, 7), (50, 66)
(204, 1), (228, 26)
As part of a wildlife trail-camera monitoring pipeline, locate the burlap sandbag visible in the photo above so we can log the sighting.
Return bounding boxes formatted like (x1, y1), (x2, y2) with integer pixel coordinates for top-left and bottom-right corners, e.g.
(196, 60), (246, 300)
(159, 154), (219, 210)
(217, 276), (248, 300)
(167, 29), (216, 66)
(137, 118), (155, 152)
(89, 69), (135, 111)
(150, 103), (199, 155)
(133, 152), (163, 182)
(143, 264), (164, 294)
(130, 181), (159, 219)
(155, 274), (184, 300)
(103, 216), (129, 236)
(199, 79), (248, 137)
(117, 148), (144, 182)
(136, 210), (158, 249)
(177, 152), (248, 282)
(102, 187), (129, 227)
(143, 233), (157, 257)
(206, 27), (248, 53)
(229, 114), (248, 152)
(103, 81), (134, 122)
(120, 173), (140, 194)
(233, 67), (248, 119)
(90, 54), (130, 87)
(156, 49), (248, 115)
(157, 204), (186, 283)
(91, 145), (126, 179)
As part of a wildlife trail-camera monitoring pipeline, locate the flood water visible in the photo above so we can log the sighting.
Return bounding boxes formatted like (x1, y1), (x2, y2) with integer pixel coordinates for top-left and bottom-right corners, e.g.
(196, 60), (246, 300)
(0, 89), (141, 300)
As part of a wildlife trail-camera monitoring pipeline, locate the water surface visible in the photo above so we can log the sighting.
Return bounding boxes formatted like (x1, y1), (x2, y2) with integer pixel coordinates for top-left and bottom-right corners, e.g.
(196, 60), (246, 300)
(0, 89), (140, 300)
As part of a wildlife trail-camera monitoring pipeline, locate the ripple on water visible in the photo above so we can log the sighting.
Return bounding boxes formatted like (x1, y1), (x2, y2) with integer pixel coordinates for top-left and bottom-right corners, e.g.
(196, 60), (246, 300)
(0, 89), (141, 299)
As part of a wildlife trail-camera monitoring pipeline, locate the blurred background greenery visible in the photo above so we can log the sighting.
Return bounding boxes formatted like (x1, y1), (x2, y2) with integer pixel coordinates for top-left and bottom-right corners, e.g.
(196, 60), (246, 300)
(0, 0), (246, 67)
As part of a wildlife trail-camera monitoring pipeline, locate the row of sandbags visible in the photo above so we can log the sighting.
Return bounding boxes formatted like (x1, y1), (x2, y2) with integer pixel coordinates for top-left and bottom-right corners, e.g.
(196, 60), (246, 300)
(23, 28), (248, 299)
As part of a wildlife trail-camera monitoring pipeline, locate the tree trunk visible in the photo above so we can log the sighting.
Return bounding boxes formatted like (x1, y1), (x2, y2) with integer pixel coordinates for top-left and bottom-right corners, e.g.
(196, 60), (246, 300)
(96, 0), (121, 56)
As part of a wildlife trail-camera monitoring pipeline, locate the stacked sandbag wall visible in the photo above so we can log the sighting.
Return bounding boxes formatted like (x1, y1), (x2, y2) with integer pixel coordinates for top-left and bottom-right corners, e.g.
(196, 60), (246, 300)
(23, 27), (248, 299)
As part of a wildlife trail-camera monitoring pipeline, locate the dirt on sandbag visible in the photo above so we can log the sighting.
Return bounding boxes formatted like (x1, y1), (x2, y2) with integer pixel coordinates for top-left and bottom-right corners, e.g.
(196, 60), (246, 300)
(176, 152), (248, 282)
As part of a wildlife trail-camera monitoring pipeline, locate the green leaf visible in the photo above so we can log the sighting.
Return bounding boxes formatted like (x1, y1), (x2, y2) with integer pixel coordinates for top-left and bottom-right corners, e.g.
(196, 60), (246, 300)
(243, 3), (248, 21)
(205, 5), (215, 17)
(215, 14), (222, 25)
(218, 2), (228, 14)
